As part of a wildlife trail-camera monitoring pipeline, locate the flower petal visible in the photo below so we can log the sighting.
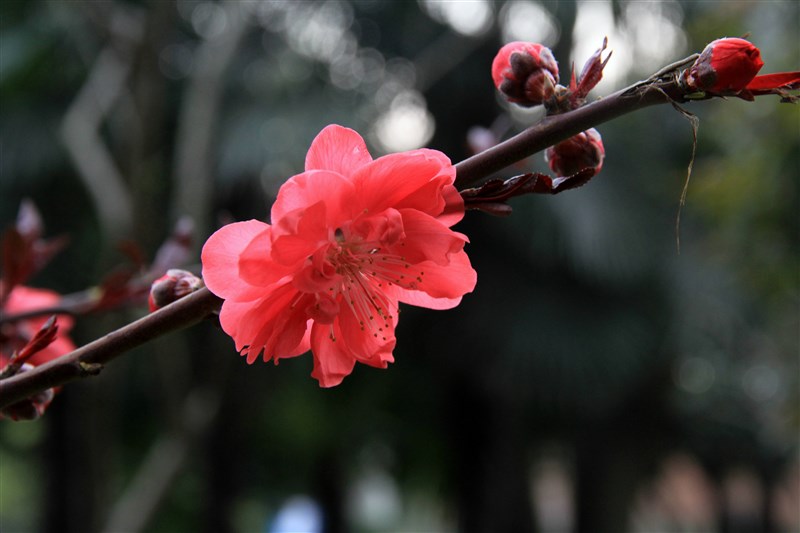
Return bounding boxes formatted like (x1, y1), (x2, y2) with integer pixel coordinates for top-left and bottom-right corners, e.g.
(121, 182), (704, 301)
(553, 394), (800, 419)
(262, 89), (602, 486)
(270, 201), (329, 266)
(237, 225), (295, 291)
(438, 182), (465, 227)
(271, 170), (356, 229)
(387, 249), (476, 305)
(392, 209), (468, 266)
(310, 322), (357, 387)
(202, 220), (272, 301)
(352, 149), (456, 218)
(218, 280), (305, 363)
(383, 286), (463, 310)
(305, 124), (373, 176)
(337, 300), (396, 368)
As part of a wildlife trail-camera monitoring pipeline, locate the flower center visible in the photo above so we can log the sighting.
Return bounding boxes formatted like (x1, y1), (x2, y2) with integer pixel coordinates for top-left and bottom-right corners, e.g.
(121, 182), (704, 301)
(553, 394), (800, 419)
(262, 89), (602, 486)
(321, 230), (425, 340)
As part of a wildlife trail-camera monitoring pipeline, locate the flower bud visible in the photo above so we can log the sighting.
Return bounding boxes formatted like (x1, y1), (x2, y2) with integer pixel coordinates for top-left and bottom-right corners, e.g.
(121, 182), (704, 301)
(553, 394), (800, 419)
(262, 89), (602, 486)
(492, 42), (559, 107)
(148, 269), (203, 312)
(685, 37), (764, 94)
(545, 128), (605, 177)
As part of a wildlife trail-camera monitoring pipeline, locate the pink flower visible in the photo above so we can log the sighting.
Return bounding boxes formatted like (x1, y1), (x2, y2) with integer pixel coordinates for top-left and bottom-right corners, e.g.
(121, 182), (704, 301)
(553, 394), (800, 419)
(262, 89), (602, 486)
(1, 285), (76, 367)
(202, 125), (477, 387)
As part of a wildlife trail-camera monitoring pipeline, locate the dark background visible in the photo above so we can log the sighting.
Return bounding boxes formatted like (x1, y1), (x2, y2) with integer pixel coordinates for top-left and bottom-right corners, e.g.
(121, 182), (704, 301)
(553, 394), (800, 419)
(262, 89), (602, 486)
(1, 1), (798, 532)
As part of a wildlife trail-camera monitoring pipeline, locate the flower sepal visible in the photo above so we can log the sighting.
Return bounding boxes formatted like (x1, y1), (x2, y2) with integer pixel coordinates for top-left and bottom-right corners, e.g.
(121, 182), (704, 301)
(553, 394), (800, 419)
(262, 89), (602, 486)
(461, 167), (598, 216)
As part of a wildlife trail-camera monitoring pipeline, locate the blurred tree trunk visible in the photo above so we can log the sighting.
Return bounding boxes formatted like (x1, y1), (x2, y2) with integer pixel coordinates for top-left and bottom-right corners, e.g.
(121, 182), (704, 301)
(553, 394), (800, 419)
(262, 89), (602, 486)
(127, 0), (175, 254)
(42, 386), (100, 533)
(315, 450), (346, 533)
(574, 429), (643, 532)
(203, 399), (237, 533)
(573, 371), (672, 532)
(448, 384), (537, 533)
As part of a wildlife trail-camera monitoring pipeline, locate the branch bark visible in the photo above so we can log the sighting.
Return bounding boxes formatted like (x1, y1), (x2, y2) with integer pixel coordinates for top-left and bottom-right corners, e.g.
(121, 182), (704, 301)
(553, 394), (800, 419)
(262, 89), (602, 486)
(0, 288), (221, 409)
(1, 74), (691, 410)
(454, 77), (685, 188)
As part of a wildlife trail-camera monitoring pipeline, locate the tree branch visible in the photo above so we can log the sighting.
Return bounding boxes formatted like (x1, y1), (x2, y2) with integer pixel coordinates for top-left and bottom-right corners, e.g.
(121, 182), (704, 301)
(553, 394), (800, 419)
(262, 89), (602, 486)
(0, 288), (221, 409)
(0, 73), (694, 411)
(454, 77), (685, 188)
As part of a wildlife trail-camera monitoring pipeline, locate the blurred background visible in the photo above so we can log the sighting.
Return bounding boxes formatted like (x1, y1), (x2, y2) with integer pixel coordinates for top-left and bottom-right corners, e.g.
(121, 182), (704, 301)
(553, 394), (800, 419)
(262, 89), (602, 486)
(1, 1), (798, 532)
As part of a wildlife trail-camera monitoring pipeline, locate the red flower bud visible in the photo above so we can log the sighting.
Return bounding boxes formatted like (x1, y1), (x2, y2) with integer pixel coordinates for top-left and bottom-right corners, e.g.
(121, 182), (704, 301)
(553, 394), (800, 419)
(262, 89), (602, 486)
(492, 42), (559, 107)
(148, 269), (203, 312)
(545, 128), (605, 177)
(685, 37), (764, 94)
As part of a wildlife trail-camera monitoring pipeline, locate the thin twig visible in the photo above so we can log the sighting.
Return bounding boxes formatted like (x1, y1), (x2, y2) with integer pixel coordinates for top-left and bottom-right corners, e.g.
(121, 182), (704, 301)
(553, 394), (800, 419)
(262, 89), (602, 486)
(0, 290), (97, 325)
(0, 288), (222, 409)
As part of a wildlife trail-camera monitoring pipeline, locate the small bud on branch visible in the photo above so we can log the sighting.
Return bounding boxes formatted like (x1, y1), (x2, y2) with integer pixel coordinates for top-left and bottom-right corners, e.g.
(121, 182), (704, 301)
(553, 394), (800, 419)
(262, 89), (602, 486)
(545, 128), (605, 178)
(492, 42), (560, 107)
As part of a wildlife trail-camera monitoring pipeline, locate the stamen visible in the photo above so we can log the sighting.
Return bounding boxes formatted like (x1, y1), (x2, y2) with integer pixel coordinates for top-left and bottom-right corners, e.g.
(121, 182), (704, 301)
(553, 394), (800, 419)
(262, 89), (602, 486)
(321, 232), (416, 340)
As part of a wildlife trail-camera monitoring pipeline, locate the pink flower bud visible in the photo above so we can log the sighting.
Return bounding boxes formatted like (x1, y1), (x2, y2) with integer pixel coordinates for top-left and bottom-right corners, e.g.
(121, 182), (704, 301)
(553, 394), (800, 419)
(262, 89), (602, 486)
(148, 269), (203, 312)
(545, 128), (605, 177)
(685, 37), (764, 94)
(492, 42), (559, 107)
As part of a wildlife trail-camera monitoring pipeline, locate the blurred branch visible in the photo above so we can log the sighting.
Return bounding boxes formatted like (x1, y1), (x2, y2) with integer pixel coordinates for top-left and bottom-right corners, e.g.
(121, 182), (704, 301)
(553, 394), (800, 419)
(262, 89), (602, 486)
(102, 388), (220, 533)
(0, 290), (94, 324)
(60, 6), (145, 242)
(171, 1), (250, 248)
(0, 288), (221, 409)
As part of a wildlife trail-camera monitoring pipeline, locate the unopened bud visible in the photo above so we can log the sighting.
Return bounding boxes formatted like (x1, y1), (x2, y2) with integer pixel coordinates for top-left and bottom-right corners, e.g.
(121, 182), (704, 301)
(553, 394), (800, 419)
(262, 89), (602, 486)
(545, 128), (605, 177)
(685, 37), (764, 94)
(492, 42), (559, 107)
(148, 269), (203, 312)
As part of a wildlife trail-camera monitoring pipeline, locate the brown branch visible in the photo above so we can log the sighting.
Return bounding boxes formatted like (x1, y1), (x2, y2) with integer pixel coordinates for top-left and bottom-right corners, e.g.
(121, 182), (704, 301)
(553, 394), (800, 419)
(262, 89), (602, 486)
(454, 77), (685, 188)
(1, 73), (693, 411)
(0, 288), (221, 409)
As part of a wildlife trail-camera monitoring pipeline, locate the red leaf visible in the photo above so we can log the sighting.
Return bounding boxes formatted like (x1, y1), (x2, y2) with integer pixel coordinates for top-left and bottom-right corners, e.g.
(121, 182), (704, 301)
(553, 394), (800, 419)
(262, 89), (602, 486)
(461, 168), (598, 216)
